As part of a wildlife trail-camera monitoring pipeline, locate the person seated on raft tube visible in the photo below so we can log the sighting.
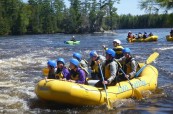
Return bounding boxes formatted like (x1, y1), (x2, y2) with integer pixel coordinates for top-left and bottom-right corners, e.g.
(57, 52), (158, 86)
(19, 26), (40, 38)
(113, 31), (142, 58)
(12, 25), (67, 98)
(73, 52), (89, 76)
(136, 32), (143, 39)
(46, 60), (57, 79)
(116, 48), (140, 81)
(103, 39), (124, 59)
(55, 58), (70, 80)
(127, 31), (135, 38)
(66, 58), (86, 84)
(170, 28), (173, 37)
(70, 36), (76, 42)
(95, 48), (119, 87)
(143, 32), (148, 39)
(148, 32), (153, 37)
(88, 50), (106, 80)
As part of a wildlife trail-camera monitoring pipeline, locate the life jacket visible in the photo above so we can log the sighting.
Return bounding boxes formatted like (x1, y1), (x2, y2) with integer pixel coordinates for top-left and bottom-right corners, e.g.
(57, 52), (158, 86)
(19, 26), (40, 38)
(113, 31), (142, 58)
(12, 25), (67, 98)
(113, 46), (123, 54)
(123, 57), (140, 75)
(70, 68), (83, 81)
(113, 46), (124, 59)
(90, 57), (99, 73)
(104, 62), (111, 79)
(55, 68), (64, 79)
(103, 60), (120, 80)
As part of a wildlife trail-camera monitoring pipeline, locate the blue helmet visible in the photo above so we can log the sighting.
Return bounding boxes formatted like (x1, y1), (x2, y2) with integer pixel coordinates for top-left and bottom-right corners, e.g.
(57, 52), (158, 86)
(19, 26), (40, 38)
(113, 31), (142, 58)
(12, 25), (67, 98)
(90, 50), (97, 58)
(73, 53), (82, 61)
(57, 58), (65, 64)
(123, 48), (131, 54)
(47, 60), (57, 68)
(70, 58), (80, 67)
(106, 48), (115, 57)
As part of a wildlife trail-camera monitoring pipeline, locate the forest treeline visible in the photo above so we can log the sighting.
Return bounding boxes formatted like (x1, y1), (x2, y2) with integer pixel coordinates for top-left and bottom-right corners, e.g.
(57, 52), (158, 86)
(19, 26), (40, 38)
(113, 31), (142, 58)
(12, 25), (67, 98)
(0, 0), (172, 35)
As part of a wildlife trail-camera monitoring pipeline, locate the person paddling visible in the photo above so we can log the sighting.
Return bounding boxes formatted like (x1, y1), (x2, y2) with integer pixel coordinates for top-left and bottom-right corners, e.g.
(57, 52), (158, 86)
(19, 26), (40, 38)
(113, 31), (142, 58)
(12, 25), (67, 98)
(116, 48), (140, 81)
(70, 36), (76, 41)
(95, 48), (119, 87)
(127, 31), (133, 38)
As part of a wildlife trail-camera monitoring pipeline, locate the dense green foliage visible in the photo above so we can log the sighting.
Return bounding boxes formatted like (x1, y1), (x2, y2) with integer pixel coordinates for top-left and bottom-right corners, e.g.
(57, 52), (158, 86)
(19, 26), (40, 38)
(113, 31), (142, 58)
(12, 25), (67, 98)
(0, 0), (172, 35)
(118, 14), (172, 29)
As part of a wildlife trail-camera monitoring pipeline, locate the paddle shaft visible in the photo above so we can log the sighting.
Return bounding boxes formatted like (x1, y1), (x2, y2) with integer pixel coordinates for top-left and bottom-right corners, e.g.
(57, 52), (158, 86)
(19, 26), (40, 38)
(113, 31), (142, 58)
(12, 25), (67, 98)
(98, 64), (109, 98)
(135, 64), (147, 77)
(119, 68), (134, 88)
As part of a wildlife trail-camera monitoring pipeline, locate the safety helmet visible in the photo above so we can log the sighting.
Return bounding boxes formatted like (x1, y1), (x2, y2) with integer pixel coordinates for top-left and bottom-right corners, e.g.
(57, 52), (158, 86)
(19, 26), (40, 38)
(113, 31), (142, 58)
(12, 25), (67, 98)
(113, 39), (121, 45)
(57, 58), (65, 65)
(90, 50), (98, 58)
(122, 48), (131, 54)
(73, 53), (82, 61)
(47, 60), (57, 68)
(106, 48), (115, 57)
(70, 58), (80, 67)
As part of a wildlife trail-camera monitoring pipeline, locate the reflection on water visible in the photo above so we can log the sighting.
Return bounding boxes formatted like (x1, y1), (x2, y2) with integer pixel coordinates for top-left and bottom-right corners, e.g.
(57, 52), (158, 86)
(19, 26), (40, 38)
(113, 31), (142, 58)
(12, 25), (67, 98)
(0, 28), (173, 113)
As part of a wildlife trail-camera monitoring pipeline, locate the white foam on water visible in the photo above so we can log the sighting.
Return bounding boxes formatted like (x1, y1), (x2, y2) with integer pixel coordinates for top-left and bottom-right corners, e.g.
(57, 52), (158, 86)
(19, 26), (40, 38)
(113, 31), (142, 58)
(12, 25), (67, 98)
(112, 98), (136, 108)
(0, 81), (15, 87)
(155, 46), (173, 51)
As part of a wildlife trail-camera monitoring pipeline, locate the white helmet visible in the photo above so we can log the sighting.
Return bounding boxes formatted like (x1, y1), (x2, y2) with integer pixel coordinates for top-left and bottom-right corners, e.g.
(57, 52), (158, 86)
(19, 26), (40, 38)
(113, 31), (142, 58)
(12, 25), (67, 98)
(113, 39), (121, 45)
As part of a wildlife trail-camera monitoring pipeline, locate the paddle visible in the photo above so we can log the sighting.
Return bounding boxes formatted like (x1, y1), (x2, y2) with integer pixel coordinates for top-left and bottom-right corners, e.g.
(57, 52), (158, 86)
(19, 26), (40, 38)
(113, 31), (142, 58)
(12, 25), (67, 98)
(42, 68), (49, 76)
(119, 68), (143, 99)
(135, 52), (159, 77)
(98, 63), (113, 110)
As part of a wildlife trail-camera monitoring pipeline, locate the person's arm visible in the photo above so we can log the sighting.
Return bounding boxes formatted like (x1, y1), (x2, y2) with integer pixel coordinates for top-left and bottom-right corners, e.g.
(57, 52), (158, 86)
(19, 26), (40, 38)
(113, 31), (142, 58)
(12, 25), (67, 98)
(102, 45), (108, 51)
(116, 56), (125, 62)
(66, 70), (71, 80)
(128, 60), (138, 78)
(63, 68), (70, 79)
(76, 70), (86, 84)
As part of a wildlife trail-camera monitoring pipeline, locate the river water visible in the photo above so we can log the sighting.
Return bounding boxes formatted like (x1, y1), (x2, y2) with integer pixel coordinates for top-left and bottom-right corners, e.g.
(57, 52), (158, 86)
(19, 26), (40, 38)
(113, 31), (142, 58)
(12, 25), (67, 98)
(0, 28), (173, 114)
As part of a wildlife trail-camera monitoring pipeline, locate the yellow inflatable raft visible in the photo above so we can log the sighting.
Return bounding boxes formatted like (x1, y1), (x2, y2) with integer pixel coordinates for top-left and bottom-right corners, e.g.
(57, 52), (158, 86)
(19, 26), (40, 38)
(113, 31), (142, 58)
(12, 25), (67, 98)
(127, 35), (158, 42)
(35, 64), (158, 106)
(166, 35), (173, 41)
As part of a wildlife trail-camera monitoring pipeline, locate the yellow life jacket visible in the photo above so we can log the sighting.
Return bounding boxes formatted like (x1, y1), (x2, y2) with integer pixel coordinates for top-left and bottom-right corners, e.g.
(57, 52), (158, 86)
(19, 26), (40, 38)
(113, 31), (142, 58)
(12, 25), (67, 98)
(104, 64), (111, 79)
(55, 69), (64, 79)
(103, 60), (120, 80)
(91, 61), (99, 73)
(55, 72), (64, 79)
(124, 58), (140, 75)
(113, 45), (123, 55)
(70, 74), (79, 81)
(70, 69), (80, 81)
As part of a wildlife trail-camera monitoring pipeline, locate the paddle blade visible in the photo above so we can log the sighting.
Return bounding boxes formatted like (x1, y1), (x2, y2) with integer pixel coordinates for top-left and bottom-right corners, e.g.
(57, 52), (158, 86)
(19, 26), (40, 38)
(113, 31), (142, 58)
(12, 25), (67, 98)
(106, 98), (113, 110)
(134, 89), (143, 100)
(42, 68), (49, 76)
(146, 52), (159, 64)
